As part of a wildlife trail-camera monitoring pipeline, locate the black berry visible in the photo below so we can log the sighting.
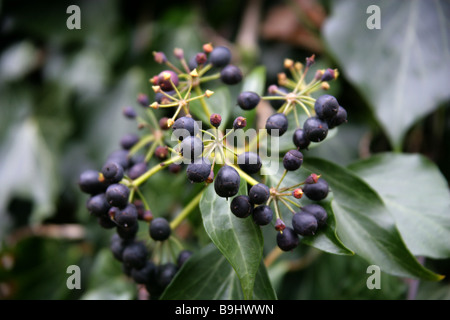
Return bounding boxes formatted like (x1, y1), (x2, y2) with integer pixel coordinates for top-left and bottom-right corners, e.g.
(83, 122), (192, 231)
(186, 158), (211, 183)
(128, 162), (147, 180)
(214, 165), (241, 198)
(122, 106), (137, 119)
(248, 183), (270, 205)
(156, 263), (178, 289)
(122, 241), (148, 269)
(172, 116), (199, 140)
(303, 117), (328, 142)
(277, 227), (299, 251)
(105, 183), (130, 208)
(107, 150), (130, 169)
(110, 233), (129, 262)
(293, 128), (310, 150)
(180, 136), (204, 162)
(120, 134), (140, 150)
(210, 113), (222, 128)
(115, 204), (138, 229)
(149, 217), (171, 241)
(98, 215), (116, 229)
(220, 65), (243, 85)
(158, 70), (179, 91)
(327, 106), (347, 129)
(237, 152), (262, 175)
(303, 178), (329, 201)
(79, 170), (106, 195)
(266, 113), (288, 136)
(292, 212), (318, 236)
(86, 193), (110, 217)
(131, 260), (156, 284)
(252, 205), (273, 226)
(302, 204), (328, 227)
(101, 161), (124, 184)
(177, 250), (193, 268)
(283, 150), (303, 171)
(233, 116), (247, 130)
(314, 94), (339, 120)
(230, 195), (253, 218)
(209, 46), (231, 67)
(237, 91), (260, 110)
(117, 223), (139, 240)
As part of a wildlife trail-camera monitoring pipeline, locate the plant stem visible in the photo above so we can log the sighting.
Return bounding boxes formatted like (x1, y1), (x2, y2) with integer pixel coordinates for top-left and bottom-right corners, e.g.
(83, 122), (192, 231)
(278, 197), (296, 213)
(194, 85), (212, 120)
(132, 156), (182, 187)
(229, 164), (259, 186)
(276, 169), (288, 190)
(170, 190), (204, 229)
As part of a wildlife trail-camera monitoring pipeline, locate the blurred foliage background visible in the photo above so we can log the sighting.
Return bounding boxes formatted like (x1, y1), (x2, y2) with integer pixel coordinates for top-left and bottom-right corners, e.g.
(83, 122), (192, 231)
(0, 0), (449, 300)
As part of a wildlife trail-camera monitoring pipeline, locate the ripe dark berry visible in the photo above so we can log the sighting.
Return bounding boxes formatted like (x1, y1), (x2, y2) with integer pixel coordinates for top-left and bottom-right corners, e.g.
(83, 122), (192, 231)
(156, 263), (178, 289)
(214, 166), (241, 198)
(186, 158), (211, 183)
(137, 93), (149, 107)
(209, 46), (231, 67)
(195, 52), (207, 65)
(110, 234), (129, 261)
(303, 117), (328, 142)
(233, 116), (247, 130)
(321, 68), (337, 82)
(314, 94), (339, 120)
(122, 241), (148, 269)
(252, 205), (273, 226)
(267, 87), (288, 109)
(101, 161), (124, 184)
(303, 178), (329, 201)
(172, 116), (199, 140)
(115, 204), (138, 228)
(248, 183), (270, 205)
(107, 150), (130, 170)
(120, 134), (140, 150)
(293, 128), (310, 150)
(237, 91), (260, 110)
(302, 204), (328, 227)
(230, 195), (253, 218)
(105, 183), (130, 208)
(210, 113), (222, 128)
(177, 250), (193, 268)
(292, 212), (318, 236)
(327, 106), (347, 129)
(117, 223), (139, 240)
(180, 136), (204, 162)
(128, 162), (147, 180)
(220, 65), (243, 85)
(237, 152), (262, 175)
(283, 150), (303, 171)
(149, 217), (171, 241)
(266, 113), (288, 136)
(305, 173), (320, 184)
(86, 193), (110, 217)
(122, 106), (137, 119)
(277, 227), (299, 251)
(131, 261), (156, 284)
(79, 170), (106, 195)
(155, 146), (169, 160)
(98, 215), (116, 229)
(158, 70), (179, 91)
(159, 117), (170, 130)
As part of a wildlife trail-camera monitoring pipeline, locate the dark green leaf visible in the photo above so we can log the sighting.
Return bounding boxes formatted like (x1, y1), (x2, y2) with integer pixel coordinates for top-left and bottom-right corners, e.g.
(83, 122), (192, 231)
(348, 153), (450, 259)
(161, 244), (277, 300)
(324, 0), (450, 149)
(303, 157), (443, 281)
(200, 180), (264, 299)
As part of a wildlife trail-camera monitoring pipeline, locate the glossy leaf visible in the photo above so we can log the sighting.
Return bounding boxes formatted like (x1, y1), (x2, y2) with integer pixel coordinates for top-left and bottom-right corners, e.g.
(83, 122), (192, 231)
(200, 180), (264, 300)
(324, 0), (450, 148)
(349, 153), (450, 259)
(161, 244), (277, 300)
(303, 158), (442, 280)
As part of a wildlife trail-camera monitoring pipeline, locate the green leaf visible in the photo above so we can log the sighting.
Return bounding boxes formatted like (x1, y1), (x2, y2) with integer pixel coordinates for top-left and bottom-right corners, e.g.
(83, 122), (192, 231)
(190, 86), (231, 130)
(348, 153), (450, 259)
(267, 167), (353, 256)
(200, 180), (264, 300)
(303, 157), (443, 281)
(160, 244), (277, 300)
(241, 66), (267, 95)
(324, 0), (450, 149)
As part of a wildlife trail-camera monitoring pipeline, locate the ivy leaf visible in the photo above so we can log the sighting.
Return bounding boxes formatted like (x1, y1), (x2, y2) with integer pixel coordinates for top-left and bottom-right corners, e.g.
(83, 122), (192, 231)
(200, 180), (264, 300)
(303, 157), (443, 281)
(324, 0), (450, 149)
(349, 153), (450, 259)
(160, 244), (276, 300)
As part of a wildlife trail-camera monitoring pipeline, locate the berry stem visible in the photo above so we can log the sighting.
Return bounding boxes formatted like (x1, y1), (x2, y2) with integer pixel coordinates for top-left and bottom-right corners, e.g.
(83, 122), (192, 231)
(194, 85), (212, 121)
(229, 164), (259, 186)
(128, 134), (155, 156)
(198, 63), (213, 77)
(169, 236), (184, 251)
(273, 199), (283, 220)
(199, 73), (221, 83)
(135, 187), (151, 211)
(280, 196), (302, 209)
(295, 100), (312, 118)
(144, 138), (159, 162)
(292, 103), (301, 128)
(131, 155), (183, 187)
(275, 169), (288, 190)
(146, 109), (160, 129)
(278, 197), (296, 213)
(128, 187), (136, 203)
(170, 189), (204, 230)
(200, 129), (217, 139)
